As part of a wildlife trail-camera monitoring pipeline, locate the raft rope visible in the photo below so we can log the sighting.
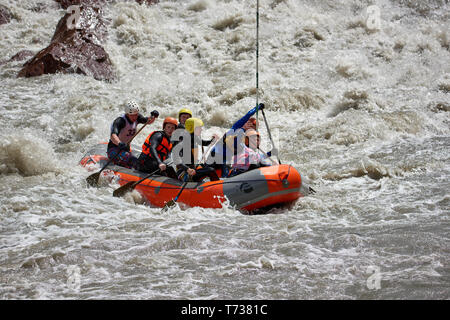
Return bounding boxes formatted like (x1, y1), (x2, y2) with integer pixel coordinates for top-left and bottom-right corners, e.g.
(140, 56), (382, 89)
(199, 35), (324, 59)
(121, 165), (294, 192)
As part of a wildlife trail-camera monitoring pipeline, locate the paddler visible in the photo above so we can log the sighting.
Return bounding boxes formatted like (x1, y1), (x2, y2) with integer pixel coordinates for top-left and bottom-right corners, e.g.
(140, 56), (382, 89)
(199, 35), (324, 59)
(206, 103), (265, 177)
(173, 107), (218, 148)
(177, 108), (192, 130)
(229, 129), (272, 176)
(107, 100), (159, 169)
(175, 118), (220, 182)
(137, 116), (178, 178)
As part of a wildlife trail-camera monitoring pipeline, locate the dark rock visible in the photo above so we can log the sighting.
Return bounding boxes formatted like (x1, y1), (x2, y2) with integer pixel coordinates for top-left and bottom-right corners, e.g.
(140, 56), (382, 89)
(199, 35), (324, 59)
(30, 3), (54, 13)
(55, 0), (107, 10)
(54, 0), (159, 9)
(0, 51), (35, 66)
(0, 5), (12, 25)
(18, 5), (114, 81)
(11, 50), (35, 62)
(135, 0), (159, 4)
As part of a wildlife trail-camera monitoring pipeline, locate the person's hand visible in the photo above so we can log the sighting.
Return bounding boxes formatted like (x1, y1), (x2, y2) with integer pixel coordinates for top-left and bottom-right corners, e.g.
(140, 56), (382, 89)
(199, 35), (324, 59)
(258, 103), (265, 110)
(187, 168), (196, 176)
(212, 133), (220, 141)
(269, 147), (278, 156)
(151, 110), (159, 118)
(146, 110), (159, 124)
(159, 163), (166, 171)
(118, 142), (128, 150)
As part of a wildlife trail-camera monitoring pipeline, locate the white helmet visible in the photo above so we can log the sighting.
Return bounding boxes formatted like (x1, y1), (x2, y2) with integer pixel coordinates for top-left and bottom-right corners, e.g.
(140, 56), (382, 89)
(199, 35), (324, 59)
(125, 100), (140, 115)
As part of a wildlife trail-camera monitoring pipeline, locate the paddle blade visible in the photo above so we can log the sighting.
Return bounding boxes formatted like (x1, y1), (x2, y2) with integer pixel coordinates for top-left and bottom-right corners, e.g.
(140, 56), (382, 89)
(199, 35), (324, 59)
(162, 200), (176, 212)
(86, 172), (101, 187)
(112, 181), (137, 198)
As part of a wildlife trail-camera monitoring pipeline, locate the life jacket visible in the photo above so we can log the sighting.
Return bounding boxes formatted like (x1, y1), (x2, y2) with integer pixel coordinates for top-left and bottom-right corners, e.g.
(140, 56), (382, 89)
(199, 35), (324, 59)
(232, 145), (265, 171)
(113, 114), (137, 145)
(175, 134), (200, 171)
(141, 131), (173, 161)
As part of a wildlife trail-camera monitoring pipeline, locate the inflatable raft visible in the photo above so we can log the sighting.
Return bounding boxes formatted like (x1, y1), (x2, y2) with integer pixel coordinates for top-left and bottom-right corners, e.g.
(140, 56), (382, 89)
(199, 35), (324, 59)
(80, 143), (312, 212)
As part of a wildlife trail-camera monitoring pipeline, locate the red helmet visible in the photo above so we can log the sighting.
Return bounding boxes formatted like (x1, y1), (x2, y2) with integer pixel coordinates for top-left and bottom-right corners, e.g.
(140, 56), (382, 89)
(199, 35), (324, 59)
(163, 117), (178, 129)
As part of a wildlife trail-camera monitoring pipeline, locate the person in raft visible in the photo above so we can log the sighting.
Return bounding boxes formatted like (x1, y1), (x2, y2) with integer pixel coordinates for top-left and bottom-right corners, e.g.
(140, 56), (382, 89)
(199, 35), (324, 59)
(177, 107), (192, 130)
(206, 103), (264, 177)
(172, 107), (218, 148)
(108, 100), (159, 169)
(229, 129), (272, 177)
(175, 118), (220, 182)
(137, 116), (178, 179)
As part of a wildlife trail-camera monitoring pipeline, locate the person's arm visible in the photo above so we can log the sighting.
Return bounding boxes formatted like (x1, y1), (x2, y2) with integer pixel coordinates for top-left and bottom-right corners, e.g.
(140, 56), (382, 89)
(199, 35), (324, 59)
(176, 163), (195, 177)
(211, 103), (260, 156)
(137, 109), (159, 124)
(257, 149), (276, 166)
(231, 105), (260, 130)
(175, 135), (197, 176)
(177, 163), (189, 171)
(218, 105), (261, 152)
(137, 114), (149, 124)
(137, 113), (158, 125)
(202, 133), (220, 146)
(231, 151), (250, 170)
(110, 117), (126, 146)
(147, 132), (164, 165)
(202, 138), (213, 146)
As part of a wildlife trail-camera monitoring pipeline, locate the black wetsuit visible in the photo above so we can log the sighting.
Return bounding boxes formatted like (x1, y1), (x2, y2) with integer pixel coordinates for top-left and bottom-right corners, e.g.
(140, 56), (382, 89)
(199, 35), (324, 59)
(176, 134), (219, 182)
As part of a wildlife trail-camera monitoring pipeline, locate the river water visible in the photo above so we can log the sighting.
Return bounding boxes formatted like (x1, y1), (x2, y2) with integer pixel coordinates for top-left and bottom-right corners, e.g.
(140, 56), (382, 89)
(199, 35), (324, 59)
(0, 0), (449, 300)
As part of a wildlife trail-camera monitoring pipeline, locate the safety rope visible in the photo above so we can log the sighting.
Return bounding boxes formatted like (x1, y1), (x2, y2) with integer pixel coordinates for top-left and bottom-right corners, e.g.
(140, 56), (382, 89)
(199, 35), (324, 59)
(255, 0), (260, 130)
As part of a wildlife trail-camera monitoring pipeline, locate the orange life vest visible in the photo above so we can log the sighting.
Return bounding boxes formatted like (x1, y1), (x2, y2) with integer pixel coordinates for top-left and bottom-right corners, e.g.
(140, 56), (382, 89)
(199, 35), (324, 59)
(141, 131), (173, 161)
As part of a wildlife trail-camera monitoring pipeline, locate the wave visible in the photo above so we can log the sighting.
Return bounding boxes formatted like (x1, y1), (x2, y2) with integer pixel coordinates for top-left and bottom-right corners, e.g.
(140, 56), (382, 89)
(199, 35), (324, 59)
(0, 133), (62, 176)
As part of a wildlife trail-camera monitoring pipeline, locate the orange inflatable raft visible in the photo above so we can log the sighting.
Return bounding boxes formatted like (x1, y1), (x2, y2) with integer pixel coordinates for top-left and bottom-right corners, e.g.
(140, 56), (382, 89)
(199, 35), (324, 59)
(80, 143), (312, 212)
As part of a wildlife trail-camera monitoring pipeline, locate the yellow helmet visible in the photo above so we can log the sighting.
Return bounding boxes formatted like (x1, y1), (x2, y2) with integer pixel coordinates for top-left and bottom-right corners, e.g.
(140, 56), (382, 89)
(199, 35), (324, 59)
(178, 108), (193, 120)
(185, 118), (204, 134)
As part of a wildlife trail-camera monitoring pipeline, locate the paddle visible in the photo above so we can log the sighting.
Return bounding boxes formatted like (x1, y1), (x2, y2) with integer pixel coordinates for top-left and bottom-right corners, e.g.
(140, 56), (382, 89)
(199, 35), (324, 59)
(86, 154), (120, 187)
(260, 106), (281, 165)
(201, 135), (220, 165)
(86, 120), (152, 187)
(162, 181), (189, 212)
(257, 148), (278, 166)
(160, 133), (219, 211)
(127, 118), (151, 142)
(112, 168), (160, 198)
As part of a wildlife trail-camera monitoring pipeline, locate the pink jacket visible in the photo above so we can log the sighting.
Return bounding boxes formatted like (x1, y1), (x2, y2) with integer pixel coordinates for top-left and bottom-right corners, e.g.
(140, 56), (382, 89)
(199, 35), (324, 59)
(232, 146), (269, 171)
